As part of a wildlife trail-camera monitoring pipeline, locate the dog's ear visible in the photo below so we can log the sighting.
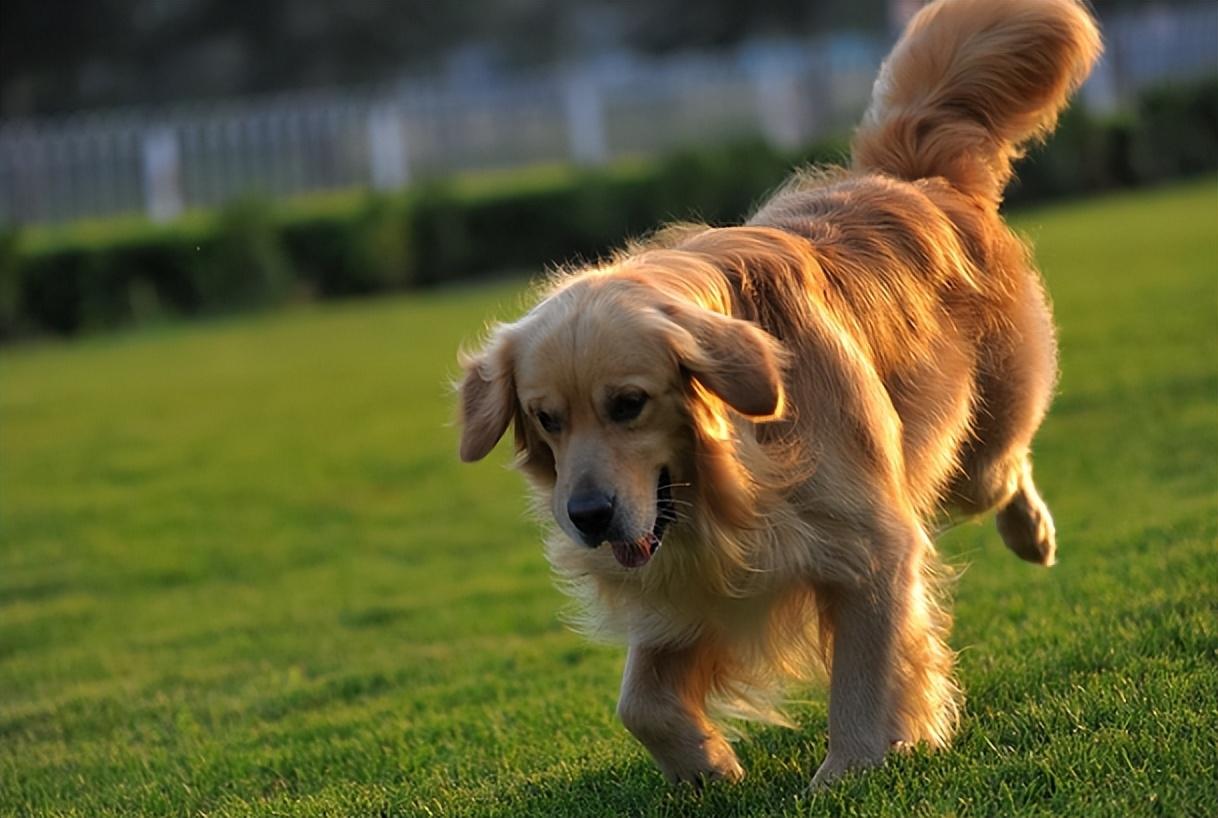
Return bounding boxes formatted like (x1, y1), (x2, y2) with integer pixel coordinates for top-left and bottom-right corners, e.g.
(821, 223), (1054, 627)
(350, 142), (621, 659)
(661, 303), (786, 418)
(457, 328), (516, 462)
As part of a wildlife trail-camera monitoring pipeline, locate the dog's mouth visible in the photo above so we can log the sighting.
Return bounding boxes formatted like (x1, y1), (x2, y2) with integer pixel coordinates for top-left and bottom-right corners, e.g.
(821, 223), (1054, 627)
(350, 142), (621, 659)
(609, 467), (677, 569)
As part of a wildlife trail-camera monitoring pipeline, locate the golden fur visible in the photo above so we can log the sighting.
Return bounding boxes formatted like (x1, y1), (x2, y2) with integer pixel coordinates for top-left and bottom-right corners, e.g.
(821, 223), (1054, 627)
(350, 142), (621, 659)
(457, 0), (1100, 786)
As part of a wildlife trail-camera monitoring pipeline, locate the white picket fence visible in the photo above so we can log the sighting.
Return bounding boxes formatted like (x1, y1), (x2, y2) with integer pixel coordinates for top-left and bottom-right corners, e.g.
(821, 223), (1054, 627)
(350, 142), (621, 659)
(0, 3), (1214, 227)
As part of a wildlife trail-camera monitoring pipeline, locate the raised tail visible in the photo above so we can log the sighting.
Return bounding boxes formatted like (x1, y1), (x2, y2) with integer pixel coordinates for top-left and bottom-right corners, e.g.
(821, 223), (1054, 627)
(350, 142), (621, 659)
(852, 0), (1102, 206)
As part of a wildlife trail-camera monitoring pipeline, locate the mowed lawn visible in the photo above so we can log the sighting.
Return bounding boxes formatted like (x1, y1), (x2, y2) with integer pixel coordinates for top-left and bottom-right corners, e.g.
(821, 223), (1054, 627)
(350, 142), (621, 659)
(2, 179), (1216, 817)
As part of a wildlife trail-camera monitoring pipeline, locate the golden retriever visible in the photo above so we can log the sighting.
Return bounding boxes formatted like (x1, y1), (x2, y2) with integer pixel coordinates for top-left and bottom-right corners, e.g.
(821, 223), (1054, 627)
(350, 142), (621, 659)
(457, 0), (1100, 787)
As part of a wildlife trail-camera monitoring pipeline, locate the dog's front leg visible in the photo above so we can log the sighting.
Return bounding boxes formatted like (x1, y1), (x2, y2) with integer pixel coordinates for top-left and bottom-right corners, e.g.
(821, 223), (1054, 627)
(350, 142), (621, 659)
(617, 639), (744, 785)
(811, 567), (903, 787)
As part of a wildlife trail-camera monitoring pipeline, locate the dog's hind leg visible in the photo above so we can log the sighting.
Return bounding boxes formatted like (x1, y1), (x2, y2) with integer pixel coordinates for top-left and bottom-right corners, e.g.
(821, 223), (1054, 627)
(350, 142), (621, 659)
(952, 448), (1057, 565)
(995, 457), (1057, 565)
(947, 271), (1059, 565)
(617, 638), (744, 786)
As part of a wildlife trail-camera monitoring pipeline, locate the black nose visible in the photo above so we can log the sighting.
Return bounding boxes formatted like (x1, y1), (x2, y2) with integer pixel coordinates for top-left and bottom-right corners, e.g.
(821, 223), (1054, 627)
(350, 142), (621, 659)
(567, 491), (616, 543)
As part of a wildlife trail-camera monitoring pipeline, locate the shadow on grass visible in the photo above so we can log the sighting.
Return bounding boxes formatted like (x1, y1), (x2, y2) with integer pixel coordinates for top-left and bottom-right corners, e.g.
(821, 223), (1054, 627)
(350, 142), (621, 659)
(471, 724), (830, 818)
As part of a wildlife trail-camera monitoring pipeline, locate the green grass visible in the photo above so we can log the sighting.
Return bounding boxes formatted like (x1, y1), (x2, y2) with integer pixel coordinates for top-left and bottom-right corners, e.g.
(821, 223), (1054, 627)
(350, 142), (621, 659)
(2, 179), (1216, 817)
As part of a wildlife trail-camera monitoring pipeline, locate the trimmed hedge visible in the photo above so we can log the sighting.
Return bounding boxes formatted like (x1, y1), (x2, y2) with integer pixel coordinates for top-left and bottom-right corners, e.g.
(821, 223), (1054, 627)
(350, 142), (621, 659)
(1007, 77), (1218, 204)
(2, 78), (1215, 340)
(0, 140), (824, 339)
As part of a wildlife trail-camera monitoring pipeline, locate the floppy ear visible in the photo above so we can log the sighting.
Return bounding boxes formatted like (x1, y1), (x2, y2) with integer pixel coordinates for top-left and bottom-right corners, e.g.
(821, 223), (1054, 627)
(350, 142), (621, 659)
(661, 303), (786, 418)
(457, 330), (516, 462)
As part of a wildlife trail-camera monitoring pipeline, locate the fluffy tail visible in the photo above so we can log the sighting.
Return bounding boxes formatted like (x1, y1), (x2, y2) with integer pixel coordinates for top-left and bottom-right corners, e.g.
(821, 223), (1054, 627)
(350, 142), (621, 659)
(852, 0), (1102, 206)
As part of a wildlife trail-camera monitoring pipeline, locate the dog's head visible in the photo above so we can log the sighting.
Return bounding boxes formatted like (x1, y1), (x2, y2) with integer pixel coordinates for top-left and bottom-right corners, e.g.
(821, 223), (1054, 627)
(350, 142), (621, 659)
(457, 266), (786, 569)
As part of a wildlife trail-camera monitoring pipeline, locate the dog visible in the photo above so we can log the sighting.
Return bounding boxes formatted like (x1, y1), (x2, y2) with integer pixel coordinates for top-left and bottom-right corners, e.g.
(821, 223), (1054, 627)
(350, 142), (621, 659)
(457, 0), (1100, 787)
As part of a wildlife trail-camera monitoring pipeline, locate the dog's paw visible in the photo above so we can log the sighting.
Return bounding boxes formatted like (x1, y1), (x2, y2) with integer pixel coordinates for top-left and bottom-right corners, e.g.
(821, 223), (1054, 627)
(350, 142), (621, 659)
(657, 736), (745, 787)
(809, 749), (884, 789)
(996, 483), (1057, 566)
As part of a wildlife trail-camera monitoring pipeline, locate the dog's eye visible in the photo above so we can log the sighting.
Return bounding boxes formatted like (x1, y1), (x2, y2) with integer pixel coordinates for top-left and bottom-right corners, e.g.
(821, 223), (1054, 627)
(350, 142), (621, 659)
(609, 392), (649, 423)
(535, 410), (562, 435)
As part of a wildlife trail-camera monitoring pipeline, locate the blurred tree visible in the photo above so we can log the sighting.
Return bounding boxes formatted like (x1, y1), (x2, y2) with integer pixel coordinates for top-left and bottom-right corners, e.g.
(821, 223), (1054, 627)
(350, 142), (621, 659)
(168, 0), (477, 91)
(1, 0), (135, 115)
(0, 0), (481, 115)
(0, 0), (1203, 117)
(615, 0), (883, 52)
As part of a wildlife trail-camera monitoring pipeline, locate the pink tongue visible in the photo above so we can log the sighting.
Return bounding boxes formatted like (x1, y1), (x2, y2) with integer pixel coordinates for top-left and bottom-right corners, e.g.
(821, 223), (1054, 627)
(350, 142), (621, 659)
(611, 535), (655, 568)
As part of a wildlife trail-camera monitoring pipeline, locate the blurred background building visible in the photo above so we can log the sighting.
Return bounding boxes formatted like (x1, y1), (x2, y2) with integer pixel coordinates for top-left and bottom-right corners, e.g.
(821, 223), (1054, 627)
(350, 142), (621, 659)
(0, 0), (1215, 225)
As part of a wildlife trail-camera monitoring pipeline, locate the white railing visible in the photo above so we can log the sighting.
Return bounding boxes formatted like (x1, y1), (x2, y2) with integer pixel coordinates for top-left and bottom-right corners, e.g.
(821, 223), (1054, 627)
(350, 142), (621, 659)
(0, 3), (1213, 227)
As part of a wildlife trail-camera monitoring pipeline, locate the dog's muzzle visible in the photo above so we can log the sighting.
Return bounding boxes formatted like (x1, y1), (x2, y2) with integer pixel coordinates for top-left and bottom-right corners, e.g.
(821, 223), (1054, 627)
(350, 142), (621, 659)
(608, 467), (677, 569)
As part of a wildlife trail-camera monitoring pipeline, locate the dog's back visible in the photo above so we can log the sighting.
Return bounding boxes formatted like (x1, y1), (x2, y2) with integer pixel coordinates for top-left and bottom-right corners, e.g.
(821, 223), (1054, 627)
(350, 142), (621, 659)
(741, 0), (1100, 527)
